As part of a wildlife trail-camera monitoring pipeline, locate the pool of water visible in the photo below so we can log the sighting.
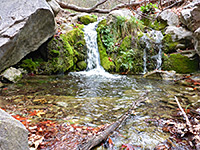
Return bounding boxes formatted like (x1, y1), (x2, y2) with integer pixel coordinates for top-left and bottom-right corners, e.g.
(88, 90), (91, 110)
(0, 73), (194, 149)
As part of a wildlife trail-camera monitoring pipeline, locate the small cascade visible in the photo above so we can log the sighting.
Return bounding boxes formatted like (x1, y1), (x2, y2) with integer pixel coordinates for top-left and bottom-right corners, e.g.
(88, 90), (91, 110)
(140, 30), (163, 74)
(140, 34), (151, 74)
(84, 22), (103, 71)
(149, 30), (163, 70)
(76, 21), (120, 78)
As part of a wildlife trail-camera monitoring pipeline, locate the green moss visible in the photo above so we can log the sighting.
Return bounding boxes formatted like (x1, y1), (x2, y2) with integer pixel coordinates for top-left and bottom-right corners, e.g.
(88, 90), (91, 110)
(118, 36), (132, 52)
(78, 15), (97, 25)
(97, 30), (115, 72)
(20, 59), (41, 73)
(162, 53), (199, 73)
(150, 20), (167, 31)
(77, 61), (87, 70)
(44, 25), (87, 74)
(163, 34), (179, 53)
(50, 50), (60, 57)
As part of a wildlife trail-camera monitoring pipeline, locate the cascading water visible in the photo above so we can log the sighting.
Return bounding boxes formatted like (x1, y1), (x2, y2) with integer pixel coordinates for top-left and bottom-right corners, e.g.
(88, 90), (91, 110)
(140, 34), (151, 74)
(141, 30), (163, 74)
(78, 21), (119, 78)
(84, 21), (104, 72)
(150, 30), (163, 70)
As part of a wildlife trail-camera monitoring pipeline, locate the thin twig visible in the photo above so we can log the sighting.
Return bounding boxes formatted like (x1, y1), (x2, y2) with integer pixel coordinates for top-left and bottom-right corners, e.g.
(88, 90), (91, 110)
(174, 96), (192, 128)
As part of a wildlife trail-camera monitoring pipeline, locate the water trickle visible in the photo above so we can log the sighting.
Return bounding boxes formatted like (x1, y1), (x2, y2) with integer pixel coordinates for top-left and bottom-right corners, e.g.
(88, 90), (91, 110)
(150, 30), (164, 70)
(141, 30), (164, 73)
(140, 34), (151, 74)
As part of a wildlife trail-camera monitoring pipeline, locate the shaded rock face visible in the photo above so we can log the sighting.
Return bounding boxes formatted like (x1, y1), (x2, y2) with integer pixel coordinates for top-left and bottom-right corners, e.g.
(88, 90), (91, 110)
(0, 109), (29, 150)
(0, 0), (55, 73)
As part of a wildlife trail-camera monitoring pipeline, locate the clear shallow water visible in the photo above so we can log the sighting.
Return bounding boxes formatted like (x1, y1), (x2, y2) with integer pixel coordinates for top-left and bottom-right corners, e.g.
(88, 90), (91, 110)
(1, 73), (186, 149)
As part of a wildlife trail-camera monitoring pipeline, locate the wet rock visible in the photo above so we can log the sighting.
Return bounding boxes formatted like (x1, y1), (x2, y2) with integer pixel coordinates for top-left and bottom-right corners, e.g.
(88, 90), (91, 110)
(158, 9), (179, 26)
(0, 109), (29, 150)
(1, 67), (22, 83)
(143, 70), (177, 80)
(0, 0), (55, 73)
(56, 101), (68, 108)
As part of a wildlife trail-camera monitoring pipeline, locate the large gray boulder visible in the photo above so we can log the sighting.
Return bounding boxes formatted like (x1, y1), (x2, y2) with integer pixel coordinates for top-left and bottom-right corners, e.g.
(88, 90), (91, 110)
(107, 8), (134, 24)
(0, 109), (29, 150)
(180, 1), (200, 32)
(165, 26), (193, 42)
(0, 0), (55, 73)
(158, 9), (179, 26)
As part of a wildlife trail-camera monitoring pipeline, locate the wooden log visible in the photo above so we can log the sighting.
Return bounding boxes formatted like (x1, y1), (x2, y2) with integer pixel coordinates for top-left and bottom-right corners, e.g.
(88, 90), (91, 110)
(78, 93), (148, 150)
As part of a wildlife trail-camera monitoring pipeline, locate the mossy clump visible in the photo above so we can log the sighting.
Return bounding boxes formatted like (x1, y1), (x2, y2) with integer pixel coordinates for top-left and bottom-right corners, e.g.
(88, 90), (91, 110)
(162, 34), (179, 53)
(162, 53), (199, 73)
(78, 15), (97, 25)
(20, 58), (42, 73)
(97, 31), (116, 72)
(77, 61), (87, 71)
(43, 25), (87, 74)
(116, 36), (143, 73)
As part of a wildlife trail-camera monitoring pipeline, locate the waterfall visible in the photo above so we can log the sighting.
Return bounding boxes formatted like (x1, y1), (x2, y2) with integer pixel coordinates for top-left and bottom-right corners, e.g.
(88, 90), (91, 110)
(83, 22), (104, 72)
(141, 30), (163, 74)
(140, 34), (151, 74)
(75, 21), (120, 78)
(150, 30), (163, 70)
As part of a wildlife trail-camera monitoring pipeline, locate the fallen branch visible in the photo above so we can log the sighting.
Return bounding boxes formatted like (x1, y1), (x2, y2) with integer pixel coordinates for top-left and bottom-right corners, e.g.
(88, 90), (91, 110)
(78, 92), (148, 150)
(56, 0), (157, 14)
(174, 96), (192, 128)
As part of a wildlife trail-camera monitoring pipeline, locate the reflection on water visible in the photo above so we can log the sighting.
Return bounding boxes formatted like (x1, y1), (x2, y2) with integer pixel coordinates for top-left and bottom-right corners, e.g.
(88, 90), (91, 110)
(1, 74), (184, 149)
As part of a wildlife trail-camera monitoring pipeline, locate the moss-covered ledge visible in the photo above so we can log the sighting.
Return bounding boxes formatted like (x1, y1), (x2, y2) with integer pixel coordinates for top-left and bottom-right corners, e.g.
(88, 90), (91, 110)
(162, 53), (199, 74)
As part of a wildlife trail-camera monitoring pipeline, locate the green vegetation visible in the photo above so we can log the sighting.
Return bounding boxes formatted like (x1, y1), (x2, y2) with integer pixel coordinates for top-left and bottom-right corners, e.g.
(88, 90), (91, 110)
(162, 53), (199, 73)
(162, 34), (179, 53)
(140, 3), (158, 14)
(97, 16), (144, 74)
(20, 58), (42, 73)
(78, 15), (97, 25)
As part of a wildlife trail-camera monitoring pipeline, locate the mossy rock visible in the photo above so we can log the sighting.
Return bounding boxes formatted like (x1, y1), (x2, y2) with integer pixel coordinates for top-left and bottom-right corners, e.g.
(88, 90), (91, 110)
(162, 53), (199, 74)
(96, 19), (116, 72)
(20, 58), (42, 73)
(163, 34), (179, 53)
(77, 61), (87, 70)
(97, 32), (115, 72)
(150, 20), (167, 31)
(78, 15), (97, 25)
(44, 25), (87, 74)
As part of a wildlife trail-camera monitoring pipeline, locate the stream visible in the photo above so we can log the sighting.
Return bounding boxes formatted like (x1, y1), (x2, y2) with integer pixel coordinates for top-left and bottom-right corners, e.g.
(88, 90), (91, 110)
(1, 74), (196, 149)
